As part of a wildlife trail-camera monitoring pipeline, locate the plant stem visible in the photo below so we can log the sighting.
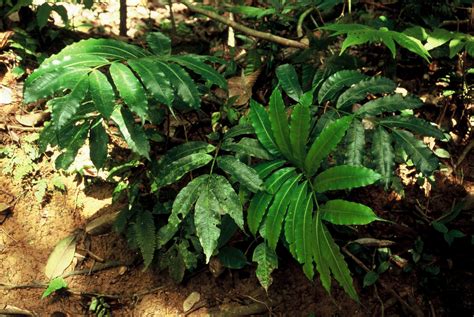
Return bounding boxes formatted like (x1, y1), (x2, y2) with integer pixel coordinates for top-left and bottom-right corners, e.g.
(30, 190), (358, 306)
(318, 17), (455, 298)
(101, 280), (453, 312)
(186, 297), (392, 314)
(179, 0), (308, 49)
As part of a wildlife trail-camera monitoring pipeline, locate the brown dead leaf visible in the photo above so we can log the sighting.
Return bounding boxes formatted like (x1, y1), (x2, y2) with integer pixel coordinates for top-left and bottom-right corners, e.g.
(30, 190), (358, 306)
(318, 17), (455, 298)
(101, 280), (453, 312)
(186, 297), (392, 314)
(0, 31), (14, 50)
(183, 291), (201, 312)
(15, 111), (49, 127)
(45, 234), (77, 279)
(228, 69), (261, 106)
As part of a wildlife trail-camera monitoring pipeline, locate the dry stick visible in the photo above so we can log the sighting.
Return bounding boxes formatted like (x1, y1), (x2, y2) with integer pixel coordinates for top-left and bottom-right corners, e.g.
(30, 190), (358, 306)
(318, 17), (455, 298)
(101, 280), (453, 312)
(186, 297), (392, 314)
(179, 0), (308, 49)
(168, 0), (177, 35)
(342, 246), (424, 317)
(456, 138), (474, 168)
(0, 124), (42, 132)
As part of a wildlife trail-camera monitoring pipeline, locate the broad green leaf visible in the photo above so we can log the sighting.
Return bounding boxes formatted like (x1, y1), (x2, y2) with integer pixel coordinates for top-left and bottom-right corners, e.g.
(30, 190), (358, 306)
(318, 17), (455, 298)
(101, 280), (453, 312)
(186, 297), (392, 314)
(379, 116), (445, 139)
(344, 120), (365, 166)
(210, 174), (244, 229)
(305, 116), (353, 177)
(252, 160), (286, 179)
(357, 94), (423, 116)
(36, 3), (53, 29)
(221, 138), (273, 160)
(153, 153), (212, 189)
(157, 141), (215, 168)
(110, 62), (149, 122)
(312, 109), (337, 137)
(89, 119), (108, 170)
(55, 122), (90, 170)
(50, 74), (89, 130)
(247, 192), (273, 236)
(269, 89), (292, 161)
(249, 100), (279, 155)
(195, 182), (221, 263)
(449, 37), (465, 58)
(111, 107), (150, 159)
(392, 129), (439, 175)
(128, 58), (174, 106)
(424, 28), (452, 50)
(339, 30), (378, 54)
(168, 55), (227, 89)
(318, 70), (367, 104)
(155, 60), (200, 108)
(45, 235), (76, 279)
(52, 5), (68, 25)
(336, 77), (396, 110)
(264, 167), (296, 194)
(252, 243), (278, 292)
(297, 187), (315, 279)
(312, 211), (332, 293)
(290, 102), (310, 167)
(363, 271), (379, 287)
(42, 277), (67, 299)
(371, 127), (394, 188)
(265, 174), (301, 250)
(223, 123), (254, 140)
(276, 64), (303, 102)
(380, 31), (397, 57)
(284, 181), (308, 262)
(391, 32), (430, 62)
(45, 38), (148, 62)
(89, 69), (115, 119)
(314, 165), (381, 193)
(157, 175), (209, 247)
(24, 67), (91, 104)
(147, 32), (171, 55)
(320, 199), (381, 225)
(134, 210), (156, 269)
(314, 213), (358, 301)
(26, 54), (108, 89)
(218, 246), (247, 269)
(217, 156), (263, 193)
(228, 5), (276, 18)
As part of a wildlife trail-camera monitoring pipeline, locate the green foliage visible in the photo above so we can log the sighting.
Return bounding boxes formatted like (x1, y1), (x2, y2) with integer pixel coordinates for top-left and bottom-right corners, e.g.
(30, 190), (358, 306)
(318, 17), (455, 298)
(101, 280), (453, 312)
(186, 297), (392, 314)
(89, 296), (111, 317)
(311, 70), (443, 186)
(42, 277), (67, 299)
(24, 33), (225, 170)
(321, 23), (431, 62)
(410, 27), (474, 58)
(248, 86), (384, 300)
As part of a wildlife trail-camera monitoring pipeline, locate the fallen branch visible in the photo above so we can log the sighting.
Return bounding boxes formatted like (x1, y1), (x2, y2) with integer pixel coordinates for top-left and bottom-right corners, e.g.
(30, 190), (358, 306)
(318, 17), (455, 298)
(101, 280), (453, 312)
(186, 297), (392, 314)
(179, 0), (308, 49)
(342, 246), (424, 317)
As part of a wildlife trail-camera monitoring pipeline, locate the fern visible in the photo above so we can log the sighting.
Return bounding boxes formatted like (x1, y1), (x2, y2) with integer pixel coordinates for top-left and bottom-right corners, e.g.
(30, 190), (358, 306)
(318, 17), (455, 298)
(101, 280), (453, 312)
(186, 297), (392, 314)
(314, 70), (442, 181)
(24, 33), (226, 170)
(247, 87), (383, 300)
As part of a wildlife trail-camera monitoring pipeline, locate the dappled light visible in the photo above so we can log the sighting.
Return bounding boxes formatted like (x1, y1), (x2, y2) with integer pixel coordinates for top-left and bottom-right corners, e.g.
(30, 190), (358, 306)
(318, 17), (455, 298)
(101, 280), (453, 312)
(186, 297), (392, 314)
(0, 0), (472, 315)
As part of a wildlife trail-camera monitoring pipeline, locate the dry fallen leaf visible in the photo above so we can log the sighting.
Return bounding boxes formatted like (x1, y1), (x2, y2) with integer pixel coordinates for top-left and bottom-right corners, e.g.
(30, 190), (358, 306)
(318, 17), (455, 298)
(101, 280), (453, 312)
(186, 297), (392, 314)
(228, 69), (261, 106)
(0, 86), (13, 105)
(15, 111), (49, 127)
(45, 234), (77, 279)
(183, 291), (201, 312)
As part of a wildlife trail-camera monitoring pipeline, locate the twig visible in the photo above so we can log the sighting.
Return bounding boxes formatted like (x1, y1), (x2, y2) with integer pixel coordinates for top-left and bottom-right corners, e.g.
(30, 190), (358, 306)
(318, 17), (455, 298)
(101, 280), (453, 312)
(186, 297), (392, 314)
(168, 0), (177, 35)
(62, 260), (130, 278)
(455, 139), (474, 168)
(0, 124), (42, 132)
(342, 246), (424, 317)
(179, 0), (308, 49)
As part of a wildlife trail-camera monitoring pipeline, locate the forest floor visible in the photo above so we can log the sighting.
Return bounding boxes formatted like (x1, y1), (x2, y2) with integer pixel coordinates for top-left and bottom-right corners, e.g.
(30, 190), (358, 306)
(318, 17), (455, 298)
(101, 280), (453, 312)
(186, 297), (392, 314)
(0, 1), (473, 316)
